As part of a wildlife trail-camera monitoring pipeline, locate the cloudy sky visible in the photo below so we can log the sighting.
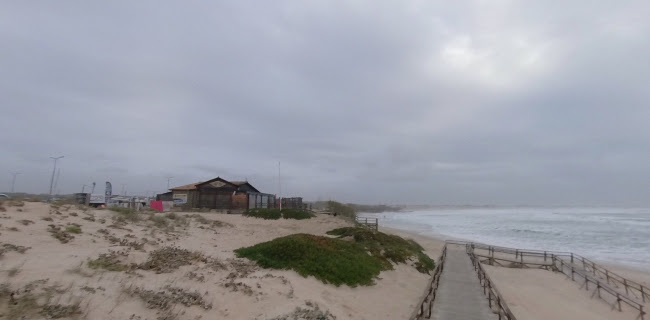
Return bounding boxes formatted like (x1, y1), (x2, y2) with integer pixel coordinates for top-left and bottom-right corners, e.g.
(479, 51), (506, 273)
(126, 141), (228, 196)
(1, 1), (649, 205)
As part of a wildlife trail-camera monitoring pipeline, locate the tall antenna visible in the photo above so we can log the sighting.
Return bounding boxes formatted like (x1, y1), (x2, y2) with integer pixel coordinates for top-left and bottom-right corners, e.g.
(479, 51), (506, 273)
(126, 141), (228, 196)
(48, 156), (64, 200)
(10, 171), (21, 193)
(278, 161), (282, 211)
(166, 176), (174, 189)
(53, 168), (61, 194)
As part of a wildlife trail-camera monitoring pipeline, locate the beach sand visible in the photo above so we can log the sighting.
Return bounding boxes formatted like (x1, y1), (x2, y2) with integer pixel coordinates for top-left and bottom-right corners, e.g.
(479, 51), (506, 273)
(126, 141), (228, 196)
(1, 201), (647, 320)
(380, 225), (649, 320)
(0, 202), (436, 320)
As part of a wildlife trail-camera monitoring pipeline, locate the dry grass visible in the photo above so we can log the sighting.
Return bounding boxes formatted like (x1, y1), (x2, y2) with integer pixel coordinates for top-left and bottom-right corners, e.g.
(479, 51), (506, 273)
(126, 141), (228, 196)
(124, 285), (212, 311)
(47, 225), (76, 243)
(0, 281), (83, 320)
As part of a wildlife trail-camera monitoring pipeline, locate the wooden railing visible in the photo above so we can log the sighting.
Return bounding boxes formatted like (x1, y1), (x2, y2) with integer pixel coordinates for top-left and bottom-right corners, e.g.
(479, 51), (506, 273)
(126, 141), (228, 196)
(355, 217), (378, 231)
(466, 245), (518, 320)
(468, 242), (650, 303)
(466, 242), (646, 320)
(409, 244), (447, 320)
(553, 257), (645, 319)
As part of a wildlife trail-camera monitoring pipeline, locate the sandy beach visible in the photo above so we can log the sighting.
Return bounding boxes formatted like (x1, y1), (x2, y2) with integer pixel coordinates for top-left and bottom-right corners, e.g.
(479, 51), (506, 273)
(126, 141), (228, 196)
(0, 202), (436, 320)
(1, 201), (648, 320)
(379, 226), (650, 320)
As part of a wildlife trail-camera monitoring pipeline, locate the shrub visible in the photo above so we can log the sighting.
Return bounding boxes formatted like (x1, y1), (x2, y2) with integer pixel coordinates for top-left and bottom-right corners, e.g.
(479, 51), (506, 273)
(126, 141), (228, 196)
(65, 225), (82, 234)
(326, 227), (435, 274)
(243, 208), (282, 220)
(235, 234), (383, 287)
(109, 207), (140, 222)
(88, 253), (129, 271)
(280, 209), (315, 220)
(327, 201), (356, 220)
(243, 208), (314, 220)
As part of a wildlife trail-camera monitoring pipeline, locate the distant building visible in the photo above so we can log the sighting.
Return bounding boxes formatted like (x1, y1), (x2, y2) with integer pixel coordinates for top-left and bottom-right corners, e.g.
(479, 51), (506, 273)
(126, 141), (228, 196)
(169, 177), (274, 210)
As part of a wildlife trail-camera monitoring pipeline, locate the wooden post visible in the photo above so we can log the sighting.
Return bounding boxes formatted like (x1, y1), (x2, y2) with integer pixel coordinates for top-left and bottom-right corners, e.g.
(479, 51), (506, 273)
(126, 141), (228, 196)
(624, 279), (629, 295)
(605, 270), (610, 284)
(544, 251), (547, 261)
(641, 286), (646, 303)
(616, 293), (622, 311)
(488, 290), (492, 308)
(592, 262), (597, 275)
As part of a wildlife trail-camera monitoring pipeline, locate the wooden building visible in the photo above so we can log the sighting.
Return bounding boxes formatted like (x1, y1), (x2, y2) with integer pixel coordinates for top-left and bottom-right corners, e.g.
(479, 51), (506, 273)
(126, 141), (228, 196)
(169, 177), (273, 210)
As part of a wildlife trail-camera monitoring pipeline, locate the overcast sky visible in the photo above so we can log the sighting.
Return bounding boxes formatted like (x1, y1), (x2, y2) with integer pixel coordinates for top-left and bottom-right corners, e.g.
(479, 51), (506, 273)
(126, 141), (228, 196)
(1, 1), (649, 205)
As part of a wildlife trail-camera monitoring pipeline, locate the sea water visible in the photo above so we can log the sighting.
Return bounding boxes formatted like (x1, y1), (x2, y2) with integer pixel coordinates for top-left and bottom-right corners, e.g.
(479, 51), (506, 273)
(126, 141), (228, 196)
(364, 207), (650, 271)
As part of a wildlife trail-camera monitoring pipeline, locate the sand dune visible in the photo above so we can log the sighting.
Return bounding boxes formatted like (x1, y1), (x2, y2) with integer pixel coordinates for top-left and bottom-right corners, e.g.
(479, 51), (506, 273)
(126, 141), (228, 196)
(0, 202), (436, 319)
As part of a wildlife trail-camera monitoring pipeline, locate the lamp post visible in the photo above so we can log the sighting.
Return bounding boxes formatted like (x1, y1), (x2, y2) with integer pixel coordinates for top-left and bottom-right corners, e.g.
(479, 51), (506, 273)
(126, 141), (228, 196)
(10, 172), (21, 193)
(166, 176), (173, 189)
(48, 156), (64, 200)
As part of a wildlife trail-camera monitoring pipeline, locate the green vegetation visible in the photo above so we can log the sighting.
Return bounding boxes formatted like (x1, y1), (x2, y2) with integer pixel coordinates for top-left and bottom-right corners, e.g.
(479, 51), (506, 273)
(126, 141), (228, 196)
(88, 253), (129, 271)
(109, 207), (141, 222)
(326, 201), (356, 219)
(326, 227), (435, 273)
(148, 214), (169, 228)
(235, 234), (383, 286)
(65, 225), (82, 234)
(347, 204), (401, 213)
(243, 208), (315, 220)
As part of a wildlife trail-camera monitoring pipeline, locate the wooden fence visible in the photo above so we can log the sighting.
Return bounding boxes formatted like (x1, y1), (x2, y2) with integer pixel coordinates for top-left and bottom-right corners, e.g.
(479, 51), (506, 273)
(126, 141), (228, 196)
(409, 244), (448, 320)
(466, 242), (646, 320)
(355, 217), (378, 231)
(466, 244), (518, 320)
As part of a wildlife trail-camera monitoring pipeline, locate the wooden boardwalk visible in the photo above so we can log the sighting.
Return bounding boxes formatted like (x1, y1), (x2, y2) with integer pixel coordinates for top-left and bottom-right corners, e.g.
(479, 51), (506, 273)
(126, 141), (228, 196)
(430, 244), (498, 320)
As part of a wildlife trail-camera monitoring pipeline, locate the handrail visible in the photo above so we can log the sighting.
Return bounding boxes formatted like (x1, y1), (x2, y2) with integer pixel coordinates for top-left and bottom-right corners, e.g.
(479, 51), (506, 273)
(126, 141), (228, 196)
(410, 244), (448, 320)
(553, 256), (645, 319)
(466, 244), (517, 320)
(355, 217), (378, 231)
(466, 242), (650, 304)
(462, 242), (645, 320)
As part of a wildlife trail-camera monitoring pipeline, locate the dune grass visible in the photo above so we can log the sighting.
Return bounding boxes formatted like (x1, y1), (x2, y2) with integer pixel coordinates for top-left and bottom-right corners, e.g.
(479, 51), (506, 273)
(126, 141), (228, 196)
(235, 234), (383, 286)
(326, 227), (435, 273)
(235, 228), (434, 286)
(243, 208), (314, 220)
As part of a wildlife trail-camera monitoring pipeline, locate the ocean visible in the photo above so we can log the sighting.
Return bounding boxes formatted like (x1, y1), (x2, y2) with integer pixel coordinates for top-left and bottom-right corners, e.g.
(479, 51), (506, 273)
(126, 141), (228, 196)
(363, 207), (650, 271)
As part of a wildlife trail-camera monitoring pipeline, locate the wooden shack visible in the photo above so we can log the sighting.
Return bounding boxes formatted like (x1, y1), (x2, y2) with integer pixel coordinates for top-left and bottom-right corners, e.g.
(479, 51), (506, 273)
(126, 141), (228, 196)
(169, 177), (271, 210)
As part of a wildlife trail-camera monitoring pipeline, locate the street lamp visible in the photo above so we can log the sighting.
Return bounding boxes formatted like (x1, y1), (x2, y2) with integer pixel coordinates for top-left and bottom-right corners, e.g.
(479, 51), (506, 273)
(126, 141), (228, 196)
(10, 172), (21, 193)
(48, 156), (64, 200)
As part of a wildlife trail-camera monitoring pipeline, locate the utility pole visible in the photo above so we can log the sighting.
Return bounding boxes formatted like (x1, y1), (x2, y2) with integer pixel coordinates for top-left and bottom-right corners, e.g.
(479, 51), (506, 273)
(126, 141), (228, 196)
(48, 156), (64, 200)
(278, 162), (282, 211)
(53, 168), (61, 195)
(10, 172), (21, 193)
(166, 176), (173, 189)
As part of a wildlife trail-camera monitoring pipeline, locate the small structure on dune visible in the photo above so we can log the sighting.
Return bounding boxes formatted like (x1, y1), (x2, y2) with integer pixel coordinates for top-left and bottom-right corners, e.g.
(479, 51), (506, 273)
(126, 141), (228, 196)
(169, 177), (275, 211)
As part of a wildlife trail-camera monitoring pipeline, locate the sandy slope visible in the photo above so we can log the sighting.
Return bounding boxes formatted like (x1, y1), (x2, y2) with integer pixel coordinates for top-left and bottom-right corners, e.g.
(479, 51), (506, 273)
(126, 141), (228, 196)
(0, 202), (437, 320)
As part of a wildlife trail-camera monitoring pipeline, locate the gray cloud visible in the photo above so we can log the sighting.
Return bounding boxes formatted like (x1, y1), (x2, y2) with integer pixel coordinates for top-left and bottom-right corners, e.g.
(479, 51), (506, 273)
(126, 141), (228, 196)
(1, 1), (649, 205)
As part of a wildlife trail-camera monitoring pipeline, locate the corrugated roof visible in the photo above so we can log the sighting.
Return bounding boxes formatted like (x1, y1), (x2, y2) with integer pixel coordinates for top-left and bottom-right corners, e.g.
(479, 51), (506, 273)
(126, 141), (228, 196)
(170, 181), (203, 191)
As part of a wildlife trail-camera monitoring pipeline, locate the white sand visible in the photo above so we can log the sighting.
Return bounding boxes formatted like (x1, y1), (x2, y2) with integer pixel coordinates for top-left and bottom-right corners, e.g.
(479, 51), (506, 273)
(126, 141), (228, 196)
(0, 202), (439, 319)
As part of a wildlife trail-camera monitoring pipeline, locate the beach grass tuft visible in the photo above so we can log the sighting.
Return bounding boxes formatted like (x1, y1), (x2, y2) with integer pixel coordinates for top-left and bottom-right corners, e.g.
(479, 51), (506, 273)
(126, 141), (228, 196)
(243, 208), (314, 220)
(326, 227), (435, 273)
(235, 234), (383, 287)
